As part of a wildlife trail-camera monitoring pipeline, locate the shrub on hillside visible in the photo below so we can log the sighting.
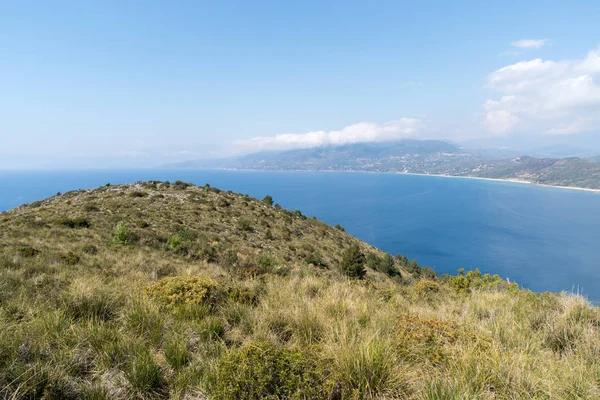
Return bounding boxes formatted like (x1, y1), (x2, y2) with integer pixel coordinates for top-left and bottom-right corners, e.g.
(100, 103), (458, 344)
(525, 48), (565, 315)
(367, 252), (400, 277)
(173, 180), (190, 190)
(413, 279), (440, 298)
(16, 245), (39, 258)
(397, 313), (485, 365)
(341, 244), (366, 279)
(263, 195), (274, 206)
(61, 251), (81, 265)
(129, 191), (147, 198)
(238, 219), (254, 232)
(83, 203), (100, 212)
(444, 268), (516, 294)
(305, 251), (327, 268)
(210, 342), (327, 400)
(56, 216), (91, 229)
(112, 221), (133, 245)
(145, 276), (226, 309)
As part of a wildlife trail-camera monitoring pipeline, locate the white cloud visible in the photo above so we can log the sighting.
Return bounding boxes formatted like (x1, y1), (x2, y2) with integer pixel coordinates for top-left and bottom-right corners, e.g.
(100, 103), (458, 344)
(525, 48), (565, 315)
(482, 46), (600, 135)
(232, 119), (423, 153)
(510, 39), (550, 49)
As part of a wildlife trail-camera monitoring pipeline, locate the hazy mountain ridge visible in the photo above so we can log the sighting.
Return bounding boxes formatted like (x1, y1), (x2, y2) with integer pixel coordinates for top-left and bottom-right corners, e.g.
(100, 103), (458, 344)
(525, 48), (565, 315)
(170, 140), (600, 190)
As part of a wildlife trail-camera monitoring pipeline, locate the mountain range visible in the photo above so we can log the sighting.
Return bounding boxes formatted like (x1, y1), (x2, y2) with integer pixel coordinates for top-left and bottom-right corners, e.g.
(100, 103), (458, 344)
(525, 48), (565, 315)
(168, 139), (600, 190)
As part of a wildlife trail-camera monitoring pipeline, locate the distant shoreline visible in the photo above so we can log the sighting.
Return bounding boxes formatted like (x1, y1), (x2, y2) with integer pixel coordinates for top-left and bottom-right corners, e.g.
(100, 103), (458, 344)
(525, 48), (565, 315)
(211, 167), (600, 193)
(398, 172), (600, 193)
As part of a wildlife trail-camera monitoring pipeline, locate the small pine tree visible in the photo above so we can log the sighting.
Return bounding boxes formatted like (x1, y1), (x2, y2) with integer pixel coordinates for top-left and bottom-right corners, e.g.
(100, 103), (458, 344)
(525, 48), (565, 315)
(341, 244), (366, 279)
(262, 195), (274, 206)
(381, 253), (400, 277)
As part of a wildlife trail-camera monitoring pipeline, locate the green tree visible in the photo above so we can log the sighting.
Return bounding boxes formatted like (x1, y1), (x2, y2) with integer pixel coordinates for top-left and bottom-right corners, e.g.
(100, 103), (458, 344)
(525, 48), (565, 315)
(262, 195), (274, 206)
(381, 253), (401, 277)
(407, 260), (421, 277)
(341, 244), (366, 279)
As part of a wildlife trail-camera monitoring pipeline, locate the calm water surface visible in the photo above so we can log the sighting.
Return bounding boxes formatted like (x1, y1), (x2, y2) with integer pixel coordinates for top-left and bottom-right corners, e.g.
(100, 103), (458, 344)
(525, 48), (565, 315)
(1, 169), (599, 300)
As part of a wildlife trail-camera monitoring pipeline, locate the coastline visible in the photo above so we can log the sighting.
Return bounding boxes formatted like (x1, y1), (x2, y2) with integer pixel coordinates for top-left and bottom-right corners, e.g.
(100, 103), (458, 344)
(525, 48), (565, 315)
(398, 172), (600, 193)
(214, 167), (600, 193)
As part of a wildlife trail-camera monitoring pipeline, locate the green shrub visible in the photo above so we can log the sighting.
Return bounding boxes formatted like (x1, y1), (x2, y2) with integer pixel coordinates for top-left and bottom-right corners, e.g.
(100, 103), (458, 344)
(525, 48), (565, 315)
(407, 260), (421, 277)
(168, 235), (182, 251)
(81, 244), (98, 255)
(16, 245), (39, 258)
(238, 219), (254, 232)
(210, 342), (326, 400)
(420, 266), (437, 280)
(61, 251), (81, 265)
(335, 224), (345, 232)
(265, 229), (274, 240)
(112, 221), (133, 245)
(381, 254), (401, 277)
(84, 203), (100, 212)
(258, 253), (277, 273)
(129, 191), (147, 198)
(445, 268), (515, 294)
(413, 279), (440, 298)
(341, 244), (366, 279)
(263, 195), (274, 206)
(305, 252), (327, 268)
(145, 276), (226, 308)
(220, 249), (239, 269)
(173, 180), (190, 190)
(56, 216), (91, 229)
(367, 252), (400, 277)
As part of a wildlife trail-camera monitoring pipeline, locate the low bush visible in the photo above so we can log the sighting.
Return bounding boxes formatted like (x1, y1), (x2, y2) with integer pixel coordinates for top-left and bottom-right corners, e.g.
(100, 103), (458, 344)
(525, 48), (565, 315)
(445, 268), (516, 294)
(56, 216), (91, 229)
(173, 180), (190, 190)
(305, 251), (327, 268)
(210, 342), (327, 400)
(61, 251), (81, 265)
(238, 219), (254, 232)
(145, 276), (226, 309)
(129, 191), (147, 198)
(397, 314), (484, 365)
(413, 279), (440, 298)
(112, 221), (133, 245)
(263, 195), (274, 206)
(16, 245), (39, 258)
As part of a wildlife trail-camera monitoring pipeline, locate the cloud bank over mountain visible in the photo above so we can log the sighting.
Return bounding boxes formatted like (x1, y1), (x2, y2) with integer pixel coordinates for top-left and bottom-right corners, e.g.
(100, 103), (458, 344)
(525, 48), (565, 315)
(483, 46), (600, 135)
(231, 119), (423, 153)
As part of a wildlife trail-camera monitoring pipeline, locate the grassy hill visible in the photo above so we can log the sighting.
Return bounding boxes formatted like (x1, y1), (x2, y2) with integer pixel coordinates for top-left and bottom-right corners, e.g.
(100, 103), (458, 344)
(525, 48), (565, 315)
(1, 181), (599, 399)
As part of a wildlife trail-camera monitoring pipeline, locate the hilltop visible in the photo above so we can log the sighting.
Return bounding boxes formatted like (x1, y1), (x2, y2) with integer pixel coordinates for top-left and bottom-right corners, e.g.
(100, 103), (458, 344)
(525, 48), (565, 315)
(1, 181), (599, 399)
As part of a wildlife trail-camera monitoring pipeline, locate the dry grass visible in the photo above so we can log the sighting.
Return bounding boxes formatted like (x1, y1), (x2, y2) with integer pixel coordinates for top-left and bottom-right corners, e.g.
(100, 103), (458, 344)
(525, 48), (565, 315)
(0, 181), (598, 399)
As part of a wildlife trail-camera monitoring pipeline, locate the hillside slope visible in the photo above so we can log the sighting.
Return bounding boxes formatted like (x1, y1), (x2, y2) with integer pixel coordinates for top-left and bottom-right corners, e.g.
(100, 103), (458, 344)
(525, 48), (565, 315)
(1, 182), (599, 399)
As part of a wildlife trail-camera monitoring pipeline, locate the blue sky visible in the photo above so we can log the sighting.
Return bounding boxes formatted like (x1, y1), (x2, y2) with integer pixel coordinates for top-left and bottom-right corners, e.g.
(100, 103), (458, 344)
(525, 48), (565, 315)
(1, 1), (599, 168)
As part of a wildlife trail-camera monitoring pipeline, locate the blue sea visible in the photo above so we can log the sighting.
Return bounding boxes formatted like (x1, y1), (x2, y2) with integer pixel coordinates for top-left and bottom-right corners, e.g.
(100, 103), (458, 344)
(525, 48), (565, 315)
(1, 169), (599, 301)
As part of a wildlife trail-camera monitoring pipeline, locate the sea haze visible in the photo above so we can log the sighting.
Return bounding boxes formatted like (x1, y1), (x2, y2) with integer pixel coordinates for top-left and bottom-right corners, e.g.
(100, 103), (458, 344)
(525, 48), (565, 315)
(1, 169), (599, 300)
